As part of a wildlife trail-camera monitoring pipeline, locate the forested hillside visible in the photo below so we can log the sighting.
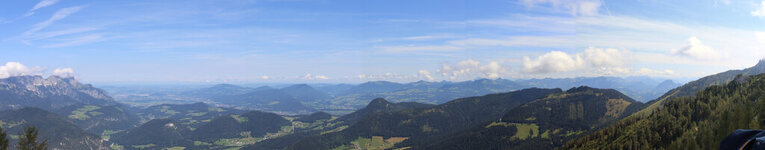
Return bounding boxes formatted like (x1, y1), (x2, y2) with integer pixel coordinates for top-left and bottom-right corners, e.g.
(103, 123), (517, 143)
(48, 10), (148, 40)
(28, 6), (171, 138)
(424, 87), (644, 150)
(564, 74), (765, 149)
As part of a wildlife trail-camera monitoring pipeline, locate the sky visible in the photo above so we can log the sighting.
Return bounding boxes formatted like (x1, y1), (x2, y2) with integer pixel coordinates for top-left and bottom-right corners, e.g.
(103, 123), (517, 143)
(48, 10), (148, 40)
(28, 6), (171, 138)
(1, 0), (765, 84)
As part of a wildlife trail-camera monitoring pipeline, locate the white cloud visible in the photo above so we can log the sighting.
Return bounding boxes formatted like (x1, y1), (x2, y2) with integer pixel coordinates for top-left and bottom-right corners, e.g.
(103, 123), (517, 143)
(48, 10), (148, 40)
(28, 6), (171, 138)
(315, 75), (329, 80)
(260, 75), (270, 80)
(752, 1), (765, 17)
(523, 47), (635, 74)
(522, 51), (585, 74)
(671, 37), (722, 60)
(582, 47), (627, 67)
(479, 61), (504, 79)
(437, 59), (508, 80)
(355, 72), (412, 81)
(301, 74), (329, 80)
(0, 62), (45, 78)
(418, 70), (435, 81)
(52, 68), (75, 77)
(521, 0), (601, 16)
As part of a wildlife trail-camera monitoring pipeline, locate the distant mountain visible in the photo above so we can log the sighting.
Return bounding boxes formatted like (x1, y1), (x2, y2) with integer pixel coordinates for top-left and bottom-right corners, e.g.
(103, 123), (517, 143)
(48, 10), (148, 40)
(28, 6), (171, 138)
(284, 88), (562, 150)
(182, 84), (255, 98)
(427, 87), (644, 150)
(327, 79), (527, 109)
(639, 60), (765, 116)
(53, 104), (139, 135)
(281, 84), (331, 102)
(111, 119), (193, 149)
(652, 79), (681, 95)
(133, 102), (246, 127)
(343, 81), (404, 94)
(181, 84), (314, 114)
(0, 107), (109, 150)
(0, 75), (117, 110)
(213, 89), (313, 113)
(563, 73), (765, 149)
(515, 76), (675, 102)
(191, 111), (291, 141)
(312, 84), (354, 97)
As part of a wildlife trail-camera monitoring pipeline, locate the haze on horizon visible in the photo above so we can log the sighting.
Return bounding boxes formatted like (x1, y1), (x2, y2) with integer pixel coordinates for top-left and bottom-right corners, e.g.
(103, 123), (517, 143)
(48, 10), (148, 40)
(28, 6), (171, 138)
(1, 0), (765, 84)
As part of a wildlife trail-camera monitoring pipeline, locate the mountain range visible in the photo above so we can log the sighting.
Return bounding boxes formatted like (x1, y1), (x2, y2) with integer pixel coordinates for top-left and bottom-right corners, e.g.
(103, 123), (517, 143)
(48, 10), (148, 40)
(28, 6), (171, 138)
(3, 61), (763, 150)
(0, 75), (117, 110)
(169, 75), (678, 115)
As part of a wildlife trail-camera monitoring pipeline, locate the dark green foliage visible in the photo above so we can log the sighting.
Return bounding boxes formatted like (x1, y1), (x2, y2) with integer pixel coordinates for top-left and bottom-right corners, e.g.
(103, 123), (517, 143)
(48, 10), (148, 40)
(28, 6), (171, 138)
(133, 102), (245, 128)
(191, 111), (291, 141)
(294, 112), (332, 123)
(16, 126), (47, 150)
(0, 126), (7, 150)
(563, 74), (765, 149)
(112, 110), (290, 149)
(110, 119), (193, 148)
(53, 104), (140, 134)
(334, 98), (435, 126)
(0, 108), (107, 150)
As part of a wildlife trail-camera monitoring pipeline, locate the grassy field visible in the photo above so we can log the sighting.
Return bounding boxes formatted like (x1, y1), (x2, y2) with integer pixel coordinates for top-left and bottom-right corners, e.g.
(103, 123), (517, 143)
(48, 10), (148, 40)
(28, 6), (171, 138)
(69, 105), (101, 120)
(333, 136), (409, 150)
(484, 122), (540, 140)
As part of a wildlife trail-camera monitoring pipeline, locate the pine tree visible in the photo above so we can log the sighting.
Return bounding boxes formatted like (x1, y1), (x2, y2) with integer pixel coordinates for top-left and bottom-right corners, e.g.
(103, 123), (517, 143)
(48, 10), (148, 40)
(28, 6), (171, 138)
(0, 125), (8, 150)
(17, 126), (46, 150)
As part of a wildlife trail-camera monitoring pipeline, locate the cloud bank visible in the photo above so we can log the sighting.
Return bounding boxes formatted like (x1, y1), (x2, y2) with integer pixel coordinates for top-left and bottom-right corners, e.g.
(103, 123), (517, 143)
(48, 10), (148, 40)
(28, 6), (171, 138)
(0, 62), (45, 78)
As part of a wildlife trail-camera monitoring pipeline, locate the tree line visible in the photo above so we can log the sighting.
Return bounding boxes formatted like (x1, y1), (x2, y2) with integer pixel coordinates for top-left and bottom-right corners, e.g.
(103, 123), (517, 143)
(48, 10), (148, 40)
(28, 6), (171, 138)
(0, 125), (47, 150)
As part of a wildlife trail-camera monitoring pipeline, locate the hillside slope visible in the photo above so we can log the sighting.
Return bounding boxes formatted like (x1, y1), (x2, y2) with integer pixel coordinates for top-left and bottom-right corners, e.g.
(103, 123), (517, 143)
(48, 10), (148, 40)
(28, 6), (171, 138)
(284, 88), (562, 150)
(0, 107), (109, 150)
(639, 60), (765, 116)
(426, 87), (644, 150)
(564, 74), (765, 149)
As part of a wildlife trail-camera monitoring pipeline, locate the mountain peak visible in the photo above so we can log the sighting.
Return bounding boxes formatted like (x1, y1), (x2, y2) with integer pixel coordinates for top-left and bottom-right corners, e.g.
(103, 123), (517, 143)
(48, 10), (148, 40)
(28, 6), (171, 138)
(283, 84), (313, 90)
(753, 59), (765, 70)
(367, 98), (391, 108)
(0, 75), (115, 110)
(212, 83), (241, 88)
(565, 86), (596, 93)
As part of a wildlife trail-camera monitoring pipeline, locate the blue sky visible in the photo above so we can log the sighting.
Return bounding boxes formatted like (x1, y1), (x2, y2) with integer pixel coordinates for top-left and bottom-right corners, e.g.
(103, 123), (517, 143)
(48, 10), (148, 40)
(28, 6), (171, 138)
(1, 0), (765, 83)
